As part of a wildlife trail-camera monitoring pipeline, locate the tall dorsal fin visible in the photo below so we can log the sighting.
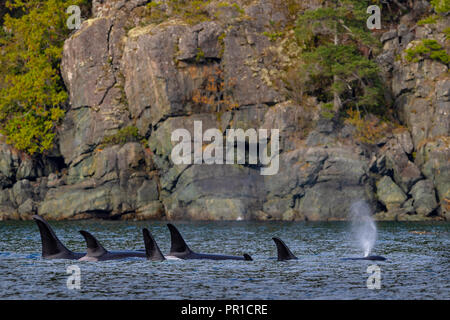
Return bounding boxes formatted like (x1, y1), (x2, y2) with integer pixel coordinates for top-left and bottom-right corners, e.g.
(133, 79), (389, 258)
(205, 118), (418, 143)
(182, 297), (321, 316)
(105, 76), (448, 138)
(167, 224), (192, 254)
(272, 237), (298, 261)
(32, 215), (73, 258)
(142, 228), (165, 261)
(79, 231), (108, 257)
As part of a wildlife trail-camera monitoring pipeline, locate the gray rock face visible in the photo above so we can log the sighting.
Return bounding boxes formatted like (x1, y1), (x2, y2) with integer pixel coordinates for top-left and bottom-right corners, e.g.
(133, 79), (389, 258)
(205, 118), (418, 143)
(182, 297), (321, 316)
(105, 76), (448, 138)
(410, 179), (438, 216)
(0, 0), (447, 221)
(62, 18), (115, 109)
(376, 176), (407, 211)
(382, 137), (422, 193)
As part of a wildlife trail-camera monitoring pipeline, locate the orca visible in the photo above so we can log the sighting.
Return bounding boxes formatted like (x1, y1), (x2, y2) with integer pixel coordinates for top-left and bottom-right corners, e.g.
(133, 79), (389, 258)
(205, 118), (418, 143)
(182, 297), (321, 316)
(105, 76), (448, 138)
(272, 237), (298, 261)
(78, 230), (146, 261)
(142, 228), (166, 261)
(166, 224), (253, 261)
(32, 215), (84, 260)
(342, 255), (386, 261)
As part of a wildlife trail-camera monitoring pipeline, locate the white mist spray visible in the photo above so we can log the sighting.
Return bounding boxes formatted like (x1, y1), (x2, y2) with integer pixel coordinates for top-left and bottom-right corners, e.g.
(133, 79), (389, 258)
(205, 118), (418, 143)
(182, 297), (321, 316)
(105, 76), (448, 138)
(350, 200), (377, 257)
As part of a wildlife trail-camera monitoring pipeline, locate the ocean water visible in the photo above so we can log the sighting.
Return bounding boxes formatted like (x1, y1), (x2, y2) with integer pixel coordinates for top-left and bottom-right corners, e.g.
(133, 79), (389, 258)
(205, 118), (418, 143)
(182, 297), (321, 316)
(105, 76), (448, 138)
(0, 220), (448, 299)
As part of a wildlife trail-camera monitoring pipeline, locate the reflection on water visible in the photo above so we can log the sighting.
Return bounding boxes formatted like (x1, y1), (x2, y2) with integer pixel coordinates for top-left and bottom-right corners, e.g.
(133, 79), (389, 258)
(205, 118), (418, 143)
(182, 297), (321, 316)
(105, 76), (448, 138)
(0, 220), (448, 299)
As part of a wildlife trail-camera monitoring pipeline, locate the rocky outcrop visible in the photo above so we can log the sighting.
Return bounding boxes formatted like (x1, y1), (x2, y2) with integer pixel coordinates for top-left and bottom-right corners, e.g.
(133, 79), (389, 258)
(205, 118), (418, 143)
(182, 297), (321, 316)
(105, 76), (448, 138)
(0, 0), (448, 221)
(373, 8), (449, 221)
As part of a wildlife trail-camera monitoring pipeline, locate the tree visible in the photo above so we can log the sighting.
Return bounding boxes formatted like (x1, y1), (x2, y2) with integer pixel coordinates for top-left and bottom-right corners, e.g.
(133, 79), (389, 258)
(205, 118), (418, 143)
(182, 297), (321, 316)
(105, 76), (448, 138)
(295, 0), (384, 116)
(0, 0), (88, 155)
(431, 0), (450, 14)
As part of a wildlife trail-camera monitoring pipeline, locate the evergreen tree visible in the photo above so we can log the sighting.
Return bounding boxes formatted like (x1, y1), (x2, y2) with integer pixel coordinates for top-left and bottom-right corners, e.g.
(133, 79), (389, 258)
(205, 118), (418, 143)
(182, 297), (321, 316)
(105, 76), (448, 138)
(295, 0), (384, 116)
(0, 0), (88, 155)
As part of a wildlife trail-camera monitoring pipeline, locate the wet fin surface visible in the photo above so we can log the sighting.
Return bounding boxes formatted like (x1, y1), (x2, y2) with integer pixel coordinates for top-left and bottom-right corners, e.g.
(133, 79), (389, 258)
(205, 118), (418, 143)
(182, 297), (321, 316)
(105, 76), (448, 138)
(272, 237), (298, 261)
(79, 230), (108, 257)
(167, 224), (193, 255)
(142, 228), (165, 261)
(32, 215), (73, 258)
(243, 254), (253, 261)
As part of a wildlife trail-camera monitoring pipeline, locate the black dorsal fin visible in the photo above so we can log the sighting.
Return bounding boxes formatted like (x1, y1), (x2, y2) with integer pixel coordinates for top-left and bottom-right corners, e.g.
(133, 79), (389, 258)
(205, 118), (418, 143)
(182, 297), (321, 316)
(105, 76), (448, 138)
(32, 215), (73, 258)
(243, 254), (253, 261)
(79, 230), (108, 257)
(272, 237), (298, 261)
(167, 224), (192, 254)
(142, 228), (165, 261)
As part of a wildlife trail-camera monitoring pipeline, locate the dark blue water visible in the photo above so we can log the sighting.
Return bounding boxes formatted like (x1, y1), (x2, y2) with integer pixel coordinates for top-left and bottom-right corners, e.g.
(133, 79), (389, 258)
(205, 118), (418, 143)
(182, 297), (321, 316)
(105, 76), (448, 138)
(0, 220), (448, 299)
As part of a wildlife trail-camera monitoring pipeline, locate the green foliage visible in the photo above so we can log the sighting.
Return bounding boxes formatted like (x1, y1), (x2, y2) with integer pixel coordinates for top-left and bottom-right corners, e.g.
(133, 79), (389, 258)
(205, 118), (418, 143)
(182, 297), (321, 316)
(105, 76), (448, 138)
(263, 31), (284, 42)
(405, 39), (450, 64)
(444, 27), (450, 40)
(417, 0), (449, 26)
(431, 0), (450, 13)
(417, 15), (438, 25)
(196, 48), (205, 62)
(101, 126), (141, 147)
(217, 1), (244, 14)
(295, 0), (378, 48)
(294, 0), (384, 115)
(0, 0), (88, 155)
(321, 103), (335, 120)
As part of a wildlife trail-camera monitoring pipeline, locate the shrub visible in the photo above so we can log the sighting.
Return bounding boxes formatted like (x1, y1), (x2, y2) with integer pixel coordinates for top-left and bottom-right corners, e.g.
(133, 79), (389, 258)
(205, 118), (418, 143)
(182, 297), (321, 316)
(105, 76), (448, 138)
(416, 0), (449, 26)
(101, 126), (141, 147)
(345, 109), (392, 144)
(404, 39), (449, 64)
(191, 65), (238, 112)
(444, 27), (450, 40)
(263, 31), (284, 42)
(431, 0), (450, 13)
(145, 0), (212, 25)
(417, 15), (438, 26)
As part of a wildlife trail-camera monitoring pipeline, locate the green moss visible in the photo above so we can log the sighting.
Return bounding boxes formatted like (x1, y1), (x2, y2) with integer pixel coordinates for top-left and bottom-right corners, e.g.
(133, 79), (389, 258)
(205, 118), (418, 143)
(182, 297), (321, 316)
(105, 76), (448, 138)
(196, 48), (205, 62)
(217, 1), (231, 8)
(101, 126), (141, 147)
(218, 32), (226, 57)
(321, 111), (334, 120)
(322, 103), (333, 111)
(444, 27), (450, 40)
(231, 3), (245, 15)
(263, 31), (284, 41)
(140, 137), (149, 148)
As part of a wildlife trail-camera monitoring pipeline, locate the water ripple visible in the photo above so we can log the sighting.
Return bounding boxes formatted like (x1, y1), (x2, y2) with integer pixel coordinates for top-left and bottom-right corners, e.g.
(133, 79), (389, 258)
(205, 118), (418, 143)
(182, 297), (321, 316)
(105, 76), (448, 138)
(0, 220), (448, 299)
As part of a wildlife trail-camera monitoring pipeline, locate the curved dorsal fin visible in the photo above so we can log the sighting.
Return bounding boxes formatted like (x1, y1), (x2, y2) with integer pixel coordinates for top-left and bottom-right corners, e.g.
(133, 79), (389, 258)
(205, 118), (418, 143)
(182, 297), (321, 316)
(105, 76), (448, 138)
(79, 230), (108, 257)
(167, 224), (192, 254)
(243, 254), (253, 261)
(142, 228), (165, 261)
(32, 215), (73, 258)
(272, 237), (298, 261)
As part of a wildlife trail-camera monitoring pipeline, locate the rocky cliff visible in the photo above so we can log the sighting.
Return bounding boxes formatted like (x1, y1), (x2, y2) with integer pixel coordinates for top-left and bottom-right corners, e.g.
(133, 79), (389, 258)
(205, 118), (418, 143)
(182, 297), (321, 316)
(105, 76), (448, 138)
(0, 0), (448, 221)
